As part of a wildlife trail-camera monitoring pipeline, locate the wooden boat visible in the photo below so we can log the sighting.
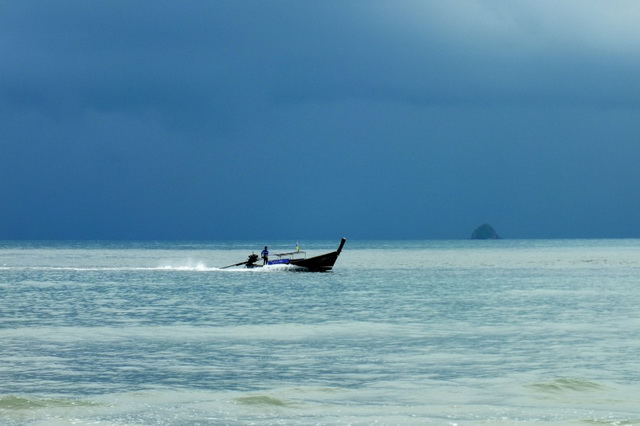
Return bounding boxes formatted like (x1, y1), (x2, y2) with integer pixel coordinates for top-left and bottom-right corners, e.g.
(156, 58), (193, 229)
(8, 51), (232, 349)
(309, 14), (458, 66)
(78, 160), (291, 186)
(222, 238), (346, 272)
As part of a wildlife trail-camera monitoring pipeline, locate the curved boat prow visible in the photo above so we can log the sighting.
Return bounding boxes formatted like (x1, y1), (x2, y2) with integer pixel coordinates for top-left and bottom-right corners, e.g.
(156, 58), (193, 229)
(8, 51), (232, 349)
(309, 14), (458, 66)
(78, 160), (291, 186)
(288, 237), (347, 272)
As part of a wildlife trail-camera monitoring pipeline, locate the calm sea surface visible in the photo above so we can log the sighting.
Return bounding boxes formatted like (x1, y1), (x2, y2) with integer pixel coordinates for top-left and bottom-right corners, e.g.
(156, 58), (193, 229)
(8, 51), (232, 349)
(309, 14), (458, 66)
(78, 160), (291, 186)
(1, 239), (639, 425)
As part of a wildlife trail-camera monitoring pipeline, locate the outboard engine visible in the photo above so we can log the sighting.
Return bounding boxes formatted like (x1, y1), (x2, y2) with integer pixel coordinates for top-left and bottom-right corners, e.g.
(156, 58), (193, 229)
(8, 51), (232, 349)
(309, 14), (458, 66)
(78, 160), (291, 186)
(246, 253), (259, 266)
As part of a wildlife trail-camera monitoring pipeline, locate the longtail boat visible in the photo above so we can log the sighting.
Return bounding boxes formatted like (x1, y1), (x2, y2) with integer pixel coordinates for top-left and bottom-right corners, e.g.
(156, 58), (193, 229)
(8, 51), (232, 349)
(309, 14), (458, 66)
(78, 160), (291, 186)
(221, 238), (346, 272)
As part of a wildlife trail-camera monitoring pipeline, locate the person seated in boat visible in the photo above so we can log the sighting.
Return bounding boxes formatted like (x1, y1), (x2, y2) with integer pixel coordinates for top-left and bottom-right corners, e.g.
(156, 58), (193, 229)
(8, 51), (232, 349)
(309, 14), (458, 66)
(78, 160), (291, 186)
(261, 246), (269, 265)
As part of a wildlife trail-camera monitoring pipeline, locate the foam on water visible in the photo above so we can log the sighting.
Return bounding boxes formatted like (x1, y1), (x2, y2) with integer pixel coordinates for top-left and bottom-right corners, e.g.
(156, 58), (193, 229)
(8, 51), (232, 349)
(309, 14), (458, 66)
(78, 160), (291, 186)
(0, 265), (309, 273)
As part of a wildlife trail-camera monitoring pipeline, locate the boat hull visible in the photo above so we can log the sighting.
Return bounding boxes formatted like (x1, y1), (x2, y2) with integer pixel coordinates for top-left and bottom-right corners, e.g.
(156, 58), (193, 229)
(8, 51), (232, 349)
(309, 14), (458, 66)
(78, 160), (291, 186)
(246, 238), (346, 272)
(288, 251), (340, 272)
(289, 237), (346, 272)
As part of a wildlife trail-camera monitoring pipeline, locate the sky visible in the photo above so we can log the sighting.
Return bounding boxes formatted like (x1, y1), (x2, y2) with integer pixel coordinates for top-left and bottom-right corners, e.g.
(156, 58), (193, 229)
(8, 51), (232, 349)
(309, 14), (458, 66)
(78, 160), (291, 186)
(1, 0), (639, 240)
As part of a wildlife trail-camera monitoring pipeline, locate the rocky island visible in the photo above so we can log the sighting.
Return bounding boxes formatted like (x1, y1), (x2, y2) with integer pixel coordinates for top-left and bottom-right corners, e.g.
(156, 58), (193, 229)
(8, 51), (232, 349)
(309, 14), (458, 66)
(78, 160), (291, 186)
(471, 224), (501, 240)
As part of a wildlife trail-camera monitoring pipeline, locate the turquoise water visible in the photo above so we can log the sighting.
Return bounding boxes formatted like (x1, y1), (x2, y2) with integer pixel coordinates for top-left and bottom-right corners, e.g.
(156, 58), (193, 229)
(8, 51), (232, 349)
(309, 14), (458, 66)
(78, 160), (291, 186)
(1, 239), (639, 425)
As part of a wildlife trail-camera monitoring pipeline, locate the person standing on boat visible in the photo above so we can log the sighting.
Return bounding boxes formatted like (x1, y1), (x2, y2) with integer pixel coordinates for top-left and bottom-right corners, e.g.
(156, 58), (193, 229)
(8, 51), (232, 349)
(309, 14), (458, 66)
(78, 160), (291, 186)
(261, 246), (269, 265)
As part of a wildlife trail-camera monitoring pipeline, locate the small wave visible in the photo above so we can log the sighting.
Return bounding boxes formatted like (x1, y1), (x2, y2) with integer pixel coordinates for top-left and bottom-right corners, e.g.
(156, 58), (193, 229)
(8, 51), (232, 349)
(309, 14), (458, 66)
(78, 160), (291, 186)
(0, 395), (104, 410)
(234, 395), (295, 407)
(581, 418), (640, 425)
(527, 377), (606, 393)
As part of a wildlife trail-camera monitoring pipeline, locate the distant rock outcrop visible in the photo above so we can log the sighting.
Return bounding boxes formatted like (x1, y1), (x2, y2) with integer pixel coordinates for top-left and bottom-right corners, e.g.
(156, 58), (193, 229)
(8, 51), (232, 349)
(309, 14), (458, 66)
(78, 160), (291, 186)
(471, 224), (501, 240)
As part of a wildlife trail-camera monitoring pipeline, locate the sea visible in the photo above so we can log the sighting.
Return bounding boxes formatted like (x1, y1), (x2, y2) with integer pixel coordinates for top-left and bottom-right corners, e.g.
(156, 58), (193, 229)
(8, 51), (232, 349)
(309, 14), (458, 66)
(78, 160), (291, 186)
(1, 239), (639, 425)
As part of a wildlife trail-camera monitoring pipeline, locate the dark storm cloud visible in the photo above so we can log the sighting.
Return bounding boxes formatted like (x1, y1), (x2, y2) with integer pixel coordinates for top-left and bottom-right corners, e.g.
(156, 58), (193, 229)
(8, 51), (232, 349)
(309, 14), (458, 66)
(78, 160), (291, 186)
(5, 1), (634, 117)
(1, 1), (639, 239)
